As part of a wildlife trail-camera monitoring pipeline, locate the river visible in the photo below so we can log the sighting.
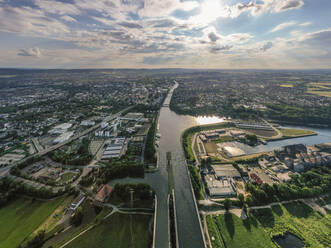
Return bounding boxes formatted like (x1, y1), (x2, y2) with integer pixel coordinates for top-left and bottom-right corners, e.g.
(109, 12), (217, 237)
(110, 82), (331, 248)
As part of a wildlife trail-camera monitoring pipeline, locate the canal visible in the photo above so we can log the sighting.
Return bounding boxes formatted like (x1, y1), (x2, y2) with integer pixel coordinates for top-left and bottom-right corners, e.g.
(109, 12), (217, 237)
(110, 82), (331, 248)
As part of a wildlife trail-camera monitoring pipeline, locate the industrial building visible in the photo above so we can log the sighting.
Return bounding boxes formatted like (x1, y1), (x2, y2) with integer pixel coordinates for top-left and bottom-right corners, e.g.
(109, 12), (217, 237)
(205, 175), (236, 197)
(49, 123), (72, 134)
(53, 131), (74, 144)
(211, 164), (241, 179)
(101, 137), (125, 159)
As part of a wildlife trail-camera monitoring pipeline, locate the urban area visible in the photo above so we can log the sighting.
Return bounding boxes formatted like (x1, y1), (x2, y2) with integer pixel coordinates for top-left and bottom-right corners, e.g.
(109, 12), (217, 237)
(0, 69), (330, 248)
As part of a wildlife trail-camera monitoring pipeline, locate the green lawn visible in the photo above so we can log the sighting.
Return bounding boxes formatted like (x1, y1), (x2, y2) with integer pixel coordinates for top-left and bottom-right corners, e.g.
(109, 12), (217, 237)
(212, 213), (276, 248)
(206, 215), (225, 248)
(280, 128), (316, 137)
(65, 213), (152, 248)
(253, 202), (331, 248)
(0, 197), (65, 248)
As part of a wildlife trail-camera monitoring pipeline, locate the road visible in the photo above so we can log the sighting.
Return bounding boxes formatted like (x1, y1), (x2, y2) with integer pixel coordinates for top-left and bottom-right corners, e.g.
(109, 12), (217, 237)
(38, 106), (132, 157)
(0, 107), (132, 179)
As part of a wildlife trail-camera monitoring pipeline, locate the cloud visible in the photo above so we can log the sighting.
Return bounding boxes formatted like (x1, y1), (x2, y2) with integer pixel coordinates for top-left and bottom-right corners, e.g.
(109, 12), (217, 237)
(208, 32), (219, 42)
(210, 45), (232, 53)
(17, 47), (41, 57)
(261, 41), (273, 51)
(61, 15), (77, 22)
(229, 0), (304, 18)
(34, 0), (80, 15)
(118, 21), (143, 29)
(274, 0), (304, 12)
(271, 21), (297, 32)
(299, 22), (312, 27)
(0, 6), (69, 36)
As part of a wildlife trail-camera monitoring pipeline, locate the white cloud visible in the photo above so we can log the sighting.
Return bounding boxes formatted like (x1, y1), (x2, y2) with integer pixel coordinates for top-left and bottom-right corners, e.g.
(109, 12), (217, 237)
(270, 21), (297, 32)
(34, 0), (80, 15)
(61, 15), (77, 22)
(0, 6), (69, 36)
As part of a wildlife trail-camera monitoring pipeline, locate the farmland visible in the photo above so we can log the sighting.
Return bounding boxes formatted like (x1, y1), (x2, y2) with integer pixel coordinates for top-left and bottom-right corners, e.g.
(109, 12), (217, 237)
(65, 213), (152, 248)
(0, 197), (65, 248)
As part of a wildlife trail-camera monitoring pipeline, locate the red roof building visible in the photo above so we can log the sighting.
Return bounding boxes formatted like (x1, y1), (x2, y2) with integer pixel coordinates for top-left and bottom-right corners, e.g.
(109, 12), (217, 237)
(95, 184), (113, 202)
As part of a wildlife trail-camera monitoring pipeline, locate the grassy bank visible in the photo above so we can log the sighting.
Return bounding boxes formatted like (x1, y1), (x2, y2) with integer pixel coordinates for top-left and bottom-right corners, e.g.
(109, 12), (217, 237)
(65, 213), (152, 248)
(279, 128), (317, 138)
(0, 197), (65, 248)
(212, 213), (276, 248)
(253, 202), (331, 248)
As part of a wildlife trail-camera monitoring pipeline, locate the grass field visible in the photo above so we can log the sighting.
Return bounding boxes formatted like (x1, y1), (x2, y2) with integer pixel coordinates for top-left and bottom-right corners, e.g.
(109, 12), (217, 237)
(307, 82), (331, 98)
(280, 128), (316, 137)
(253, 202), (331, 248)
(0, 197), (65, 248)
(65, 213), (152, 248)
(210, 213), (276, 248)
(280, 84), (294, 88)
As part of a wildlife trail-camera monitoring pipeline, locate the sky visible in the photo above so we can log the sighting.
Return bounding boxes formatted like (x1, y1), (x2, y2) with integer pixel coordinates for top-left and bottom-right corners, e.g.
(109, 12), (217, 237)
(0, 0), (331, 69)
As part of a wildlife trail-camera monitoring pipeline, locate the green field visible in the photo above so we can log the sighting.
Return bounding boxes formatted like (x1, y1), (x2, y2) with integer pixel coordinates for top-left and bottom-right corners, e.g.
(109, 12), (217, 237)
(253, 202), (331, 248)
(65, 213), (152, 248)
(0, 197), (65, 248)
(210, 213), (276, 248)
(280, 128), (316, 137)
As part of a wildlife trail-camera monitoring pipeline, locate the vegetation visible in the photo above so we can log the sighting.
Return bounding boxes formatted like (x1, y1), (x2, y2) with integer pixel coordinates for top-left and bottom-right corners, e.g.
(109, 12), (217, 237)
(112, 183), (154, 203)
(98, 163), (144, 184)
(280, 128), (316, 137)
(206, 215), (225, 248)
(212, 213), (276, 248)
(65, 213), (152, 248)
(253, 202), (331, 247)
(50, 138), (92, 166)
(188, 165), (204, 200)
(70, 206), (84, 226)
(0, 197), (65, 248)
(245, 166), (331, 206)
(0, 178), (62, 206)
(266, 103), (331, 126)
(144, 115), (157, 164)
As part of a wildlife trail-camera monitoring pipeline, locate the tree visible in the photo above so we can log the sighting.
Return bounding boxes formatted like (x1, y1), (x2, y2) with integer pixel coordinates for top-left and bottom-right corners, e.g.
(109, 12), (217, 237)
(224, 198), (232, 211)
(238, 193), (244, 207)
(70, 206), (84, 226)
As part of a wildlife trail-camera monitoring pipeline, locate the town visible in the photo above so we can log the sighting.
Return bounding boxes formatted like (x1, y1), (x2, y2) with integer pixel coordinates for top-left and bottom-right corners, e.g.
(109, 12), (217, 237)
(0, 69), (330, 248)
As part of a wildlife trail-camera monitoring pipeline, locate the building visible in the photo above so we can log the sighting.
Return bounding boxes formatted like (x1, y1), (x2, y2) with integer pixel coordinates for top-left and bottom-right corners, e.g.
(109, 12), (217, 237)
(49, 123), (72, 134)
(205, 175), (236, 198)
(70, 195), (86, 211)
(236, 123), (273, 131)
(95, 184), (113, 202)
(211, 164), (241, 179)
(53, 131), (74, 144)
(119, 112), (144, 121)
(230, 130), (246, 138)
(101, 138), (125, 159)
(81, 120), (95, 126)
